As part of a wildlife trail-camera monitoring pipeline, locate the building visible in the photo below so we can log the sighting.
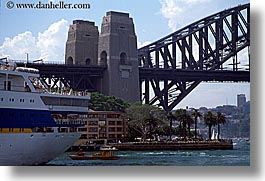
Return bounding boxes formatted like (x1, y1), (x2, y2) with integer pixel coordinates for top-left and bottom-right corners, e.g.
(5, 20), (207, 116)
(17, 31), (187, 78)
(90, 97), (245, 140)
(237, 94), (246, 107)
(75, 111), (128, 145)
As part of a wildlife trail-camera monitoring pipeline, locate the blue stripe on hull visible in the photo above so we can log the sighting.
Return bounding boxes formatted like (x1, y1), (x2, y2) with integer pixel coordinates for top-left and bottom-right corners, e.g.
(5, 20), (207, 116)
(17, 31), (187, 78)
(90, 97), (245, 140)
(0, 108), (56, 128)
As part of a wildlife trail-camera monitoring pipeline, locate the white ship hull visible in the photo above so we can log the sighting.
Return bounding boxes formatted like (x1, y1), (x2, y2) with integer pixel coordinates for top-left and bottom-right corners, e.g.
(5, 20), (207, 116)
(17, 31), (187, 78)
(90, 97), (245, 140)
(0, 132), (80, 166)
(0, 65), (89, 166)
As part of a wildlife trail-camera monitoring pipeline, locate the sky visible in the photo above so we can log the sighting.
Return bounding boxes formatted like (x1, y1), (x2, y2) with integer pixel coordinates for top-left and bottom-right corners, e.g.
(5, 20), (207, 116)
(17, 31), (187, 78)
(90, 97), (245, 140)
(0, 0), (250, 109)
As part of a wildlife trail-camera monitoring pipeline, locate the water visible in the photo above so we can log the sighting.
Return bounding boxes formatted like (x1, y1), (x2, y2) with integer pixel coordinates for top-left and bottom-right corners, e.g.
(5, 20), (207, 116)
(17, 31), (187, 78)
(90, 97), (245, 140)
(47, 139), (250, 166)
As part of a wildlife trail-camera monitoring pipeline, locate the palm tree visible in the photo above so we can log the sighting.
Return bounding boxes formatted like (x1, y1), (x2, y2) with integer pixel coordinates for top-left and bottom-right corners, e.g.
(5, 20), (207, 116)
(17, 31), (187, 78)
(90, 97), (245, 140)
(204, 111), (217, 140)
(167, 112), (176, 141)
(186, 114), (194, 138)
(192, 109), (202, 140)
(216, 112), (226, 141)
(174, 109), (187, 139)
(175, 109), (192, 140)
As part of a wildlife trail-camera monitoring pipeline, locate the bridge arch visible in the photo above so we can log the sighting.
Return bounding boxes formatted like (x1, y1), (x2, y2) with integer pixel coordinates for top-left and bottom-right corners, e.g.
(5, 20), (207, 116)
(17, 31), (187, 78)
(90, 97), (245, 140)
(138, 3), (250, 111)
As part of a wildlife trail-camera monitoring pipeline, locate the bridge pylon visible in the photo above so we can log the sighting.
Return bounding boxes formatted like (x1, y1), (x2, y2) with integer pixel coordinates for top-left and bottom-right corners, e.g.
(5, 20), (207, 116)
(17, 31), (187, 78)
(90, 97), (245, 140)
(98, 11), (140, 103)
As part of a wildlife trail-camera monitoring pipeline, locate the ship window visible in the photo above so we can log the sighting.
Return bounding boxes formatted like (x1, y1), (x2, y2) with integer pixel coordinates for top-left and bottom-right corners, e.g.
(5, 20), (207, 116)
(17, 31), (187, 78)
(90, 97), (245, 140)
(0, 98), (3, 101)
(4, 81), (11, 91)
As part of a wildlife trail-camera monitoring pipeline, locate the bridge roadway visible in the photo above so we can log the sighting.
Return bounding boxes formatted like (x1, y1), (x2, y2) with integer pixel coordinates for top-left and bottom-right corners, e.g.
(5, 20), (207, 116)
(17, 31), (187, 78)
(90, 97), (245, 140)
(16, 62), (107, 92)
(17, 62), (249, 87)
(139, 68), (250, 82)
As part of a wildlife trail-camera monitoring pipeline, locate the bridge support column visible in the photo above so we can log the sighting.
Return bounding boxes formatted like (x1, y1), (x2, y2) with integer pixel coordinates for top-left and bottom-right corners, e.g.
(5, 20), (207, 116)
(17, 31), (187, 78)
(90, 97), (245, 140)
(98, 11), (140, 103)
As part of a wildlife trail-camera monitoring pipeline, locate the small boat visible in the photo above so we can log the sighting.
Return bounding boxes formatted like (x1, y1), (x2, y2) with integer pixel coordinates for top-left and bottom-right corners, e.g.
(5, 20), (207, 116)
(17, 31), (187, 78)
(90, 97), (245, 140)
(69, 146), (119, 160)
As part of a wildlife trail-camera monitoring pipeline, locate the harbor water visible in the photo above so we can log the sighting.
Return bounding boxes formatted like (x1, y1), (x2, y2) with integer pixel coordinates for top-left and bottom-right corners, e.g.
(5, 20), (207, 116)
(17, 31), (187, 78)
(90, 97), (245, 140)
(47, 139), (250, 166)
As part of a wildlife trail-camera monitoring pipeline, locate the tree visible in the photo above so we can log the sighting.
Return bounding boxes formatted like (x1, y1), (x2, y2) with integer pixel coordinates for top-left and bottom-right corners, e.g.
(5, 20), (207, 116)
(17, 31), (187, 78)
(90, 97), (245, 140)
(174, 109), (192, 139)
(167, 112), (176, 141)
(186, 114), (194, 138)
(204, 111), (217, 140)
(216, 112), (226, 140)
(123, 103), (167, 141)
(192, 109), (202, 139)
(88, 92), (130, 112)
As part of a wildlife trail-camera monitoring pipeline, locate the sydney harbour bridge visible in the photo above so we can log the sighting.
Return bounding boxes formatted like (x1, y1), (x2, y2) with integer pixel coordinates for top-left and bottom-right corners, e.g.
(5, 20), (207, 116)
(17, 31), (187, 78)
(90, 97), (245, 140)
(14, 3), (250, 111)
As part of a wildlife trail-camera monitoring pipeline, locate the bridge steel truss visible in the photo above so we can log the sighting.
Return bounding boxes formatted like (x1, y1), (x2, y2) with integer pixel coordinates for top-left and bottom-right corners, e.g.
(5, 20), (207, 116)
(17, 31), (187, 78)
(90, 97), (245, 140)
(16, 63), (106, 92)
(138, 3), (250, 111)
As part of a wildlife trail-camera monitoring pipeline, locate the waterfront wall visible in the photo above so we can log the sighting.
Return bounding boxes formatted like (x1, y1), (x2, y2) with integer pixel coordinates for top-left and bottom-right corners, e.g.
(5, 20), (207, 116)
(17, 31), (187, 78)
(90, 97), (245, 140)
(109, 140), (233, 151)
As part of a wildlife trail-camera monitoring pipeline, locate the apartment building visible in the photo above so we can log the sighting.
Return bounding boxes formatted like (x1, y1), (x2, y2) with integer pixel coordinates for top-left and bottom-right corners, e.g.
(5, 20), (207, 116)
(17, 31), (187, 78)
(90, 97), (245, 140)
(76, 111), (128, 144)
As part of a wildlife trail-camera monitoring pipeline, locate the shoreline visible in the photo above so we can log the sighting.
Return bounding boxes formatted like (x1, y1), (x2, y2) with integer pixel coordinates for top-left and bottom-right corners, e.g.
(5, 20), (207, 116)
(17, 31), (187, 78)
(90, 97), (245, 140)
(68, 140), (233, 151)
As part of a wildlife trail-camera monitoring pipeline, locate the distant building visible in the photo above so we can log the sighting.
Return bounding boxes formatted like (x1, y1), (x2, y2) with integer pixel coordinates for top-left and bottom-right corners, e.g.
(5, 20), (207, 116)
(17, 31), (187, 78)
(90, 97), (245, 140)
(214, 105), (237, 115)
(75, 111), (128, 145)
(237, 94), (246, 108)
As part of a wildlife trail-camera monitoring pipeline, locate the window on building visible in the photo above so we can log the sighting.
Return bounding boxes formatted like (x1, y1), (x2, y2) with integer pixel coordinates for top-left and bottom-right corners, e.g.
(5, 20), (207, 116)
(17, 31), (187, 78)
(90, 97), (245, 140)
(80, 134), (87, 139)
(120, 52), (127, 65)
(100, 51), (107, 65)
(108, 121), (115, 125)
(117, 127), (123, 132)
(88, 127), (98, 132)
(88, 121), (98, 125)
(85, 58), (91, 65)
(98, 114), (106, 119)
(67, 57), (73, 65)
(99, 120), (106, 126)
(117, 121), (122, 125)
(99, 134), (107, 139)
(99, 127), (106, 132)
(108, 127), (116, 132)
(109, 134), (116, 138)
(78, 128), (88, 132)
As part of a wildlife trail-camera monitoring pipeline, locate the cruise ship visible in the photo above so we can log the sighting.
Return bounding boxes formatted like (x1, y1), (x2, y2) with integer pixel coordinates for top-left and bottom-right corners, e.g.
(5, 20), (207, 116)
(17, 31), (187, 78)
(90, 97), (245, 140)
(0, 60), (89, 165)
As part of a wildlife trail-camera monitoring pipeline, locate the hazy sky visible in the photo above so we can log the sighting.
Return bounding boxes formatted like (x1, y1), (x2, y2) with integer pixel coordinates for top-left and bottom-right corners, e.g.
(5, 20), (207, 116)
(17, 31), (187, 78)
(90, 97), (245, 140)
(0, 0), (250, 109)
